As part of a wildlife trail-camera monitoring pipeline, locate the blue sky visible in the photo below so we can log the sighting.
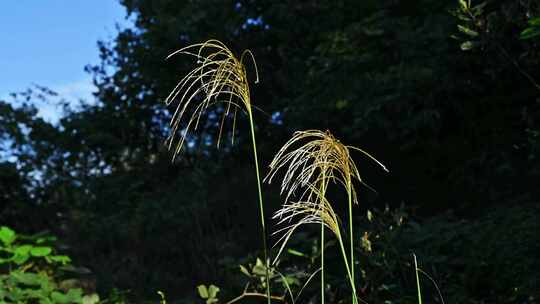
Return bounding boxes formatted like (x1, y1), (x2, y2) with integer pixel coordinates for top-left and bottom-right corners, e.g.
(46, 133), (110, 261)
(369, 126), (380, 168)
(0, 1), (130, 121)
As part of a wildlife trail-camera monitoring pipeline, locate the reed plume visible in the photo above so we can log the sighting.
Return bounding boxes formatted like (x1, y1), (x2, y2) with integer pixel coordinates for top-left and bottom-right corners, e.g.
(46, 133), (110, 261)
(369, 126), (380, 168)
(266, 129), (387, 304)
(165, 39), (259, 158)
(165, 40), (271, 304)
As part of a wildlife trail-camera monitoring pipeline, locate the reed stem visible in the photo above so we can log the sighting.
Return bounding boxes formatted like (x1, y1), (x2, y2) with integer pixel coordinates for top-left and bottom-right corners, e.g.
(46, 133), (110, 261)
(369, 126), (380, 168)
(336, 231), (358, 304)
(247, 110), (271, 304)
(414, 254), (423, 304)
(320, 172), (328, 304)
(347, 180), (355, 301)
(320, 218), (325, 304)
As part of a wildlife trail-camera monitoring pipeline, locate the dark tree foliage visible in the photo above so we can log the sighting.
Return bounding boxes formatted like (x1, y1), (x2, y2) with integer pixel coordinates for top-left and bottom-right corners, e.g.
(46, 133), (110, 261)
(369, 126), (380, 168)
(1, 0), (539, 302)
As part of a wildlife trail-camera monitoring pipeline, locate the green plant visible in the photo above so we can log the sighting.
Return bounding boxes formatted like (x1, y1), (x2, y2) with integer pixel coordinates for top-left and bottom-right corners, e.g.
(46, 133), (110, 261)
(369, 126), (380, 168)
(451, 0), (540, 91)
(196, 257), (304, 304)
(165, 40), (271, 303)
(197, 284), (220, 304)
(450, 0), (486, 51)
(0, 226), (99, 304)
(520, 17), (540, 40)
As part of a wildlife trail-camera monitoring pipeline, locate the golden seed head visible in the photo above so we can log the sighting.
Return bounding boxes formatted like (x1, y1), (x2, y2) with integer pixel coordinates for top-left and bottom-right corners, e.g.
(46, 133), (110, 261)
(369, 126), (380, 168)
(165, 40), (259, 160)
(265, 129), (387, 205)
(266, 129), (387, 262)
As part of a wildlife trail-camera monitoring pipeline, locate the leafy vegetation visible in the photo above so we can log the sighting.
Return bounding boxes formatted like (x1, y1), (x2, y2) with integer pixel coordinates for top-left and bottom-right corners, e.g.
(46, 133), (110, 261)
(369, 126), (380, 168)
(0, 227), (100, 304)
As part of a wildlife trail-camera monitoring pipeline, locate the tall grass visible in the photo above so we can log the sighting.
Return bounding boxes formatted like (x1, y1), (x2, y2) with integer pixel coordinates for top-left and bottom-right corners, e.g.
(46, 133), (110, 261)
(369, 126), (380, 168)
(164, 40), (271, 304)
(164, 41), (396, 304)
(266, 130), (387, 304)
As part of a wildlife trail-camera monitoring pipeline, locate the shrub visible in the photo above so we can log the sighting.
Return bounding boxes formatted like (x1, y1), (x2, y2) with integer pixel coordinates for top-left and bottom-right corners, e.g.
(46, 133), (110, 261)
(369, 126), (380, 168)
(0, 226), (100, 304)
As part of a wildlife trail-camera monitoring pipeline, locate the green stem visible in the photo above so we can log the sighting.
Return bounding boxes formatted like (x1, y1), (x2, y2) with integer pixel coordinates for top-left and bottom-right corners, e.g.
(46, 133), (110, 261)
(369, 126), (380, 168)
(247, 110), (271, 304)
(414, 254), (422, 304)
(321, 218), (325, 304)
(336, 232), (358, 304)
(347, 180), (354, 297)
(320, 173), (328, 304)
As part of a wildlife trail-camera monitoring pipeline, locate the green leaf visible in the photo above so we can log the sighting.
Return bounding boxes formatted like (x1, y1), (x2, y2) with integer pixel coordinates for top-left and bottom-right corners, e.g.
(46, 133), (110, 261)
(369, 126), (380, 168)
(65, 288), (84, 301)
(14, 244), (32, 256)
(367, 210), (374, 222)
(39, 298), (54, 304)
(458, 25), (479, 37)
(286, 248), (307, 257)
(35, 236), (56, 244)
(30, 247), (52, 257)
(12, 253), (30, 265)
(6, 287), (24, 301)
(207, 285), (220, 298)
(82, 294), (100, 304)
(48, 255), (71, 265)
(51, 291), (70, 304)
(197, 285), (209, 299)
(10, 272), (44, 286)
(471, 2), (487, 16)
(0, 227), (16, 245)
(255, 258), (264, 267)
(460, 41), (476, 51)
(529, 17), (540, 26)
(454, 13), (471, 22)
(239, 265), (251, 277)
(252, 258), (266, 276)
(520, 27), (540, 40)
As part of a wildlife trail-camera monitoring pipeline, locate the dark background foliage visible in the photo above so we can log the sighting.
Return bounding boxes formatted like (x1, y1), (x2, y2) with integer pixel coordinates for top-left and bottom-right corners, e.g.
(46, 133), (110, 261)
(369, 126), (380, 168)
(1, 0), (539, 302)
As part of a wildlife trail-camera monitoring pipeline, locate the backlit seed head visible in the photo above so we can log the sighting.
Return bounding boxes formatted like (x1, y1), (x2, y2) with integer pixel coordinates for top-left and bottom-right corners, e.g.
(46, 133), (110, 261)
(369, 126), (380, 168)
(165, 40), (259, 160)
(265, 129), (387, 205)
(265, 129), (387, 263)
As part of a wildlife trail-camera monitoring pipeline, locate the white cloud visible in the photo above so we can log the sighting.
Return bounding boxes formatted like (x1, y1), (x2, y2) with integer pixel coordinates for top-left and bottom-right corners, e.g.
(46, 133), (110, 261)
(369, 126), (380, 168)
(53, 78), (96, 103)
(39, 78), (97, 123)
(1, 78), (98, 124)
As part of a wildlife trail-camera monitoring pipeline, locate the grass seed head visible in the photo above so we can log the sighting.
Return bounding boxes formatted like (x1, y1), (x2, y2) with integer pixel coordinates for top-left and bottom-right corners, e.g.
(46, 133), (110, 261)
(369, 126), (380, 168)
(265, 129), (387, 205)
(165, 40), (259, 160)
(271, 183), (342, 264)
(266, 130), (387, 263)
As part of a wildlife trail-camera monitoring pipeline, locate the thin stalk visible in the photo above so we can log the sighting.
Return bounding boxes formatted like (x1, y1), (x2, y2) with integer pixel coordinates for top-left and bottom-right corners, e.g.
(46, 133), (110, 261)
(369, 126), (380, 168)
(320, 172), (327, 304)
(413, 254), (422, 304)
(347, 179), (354, 299)
(336, 231), (358, 304)
(247, 110), (271, 304)
(225, 292), (284, 304)
(321, 219), (325, 304)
